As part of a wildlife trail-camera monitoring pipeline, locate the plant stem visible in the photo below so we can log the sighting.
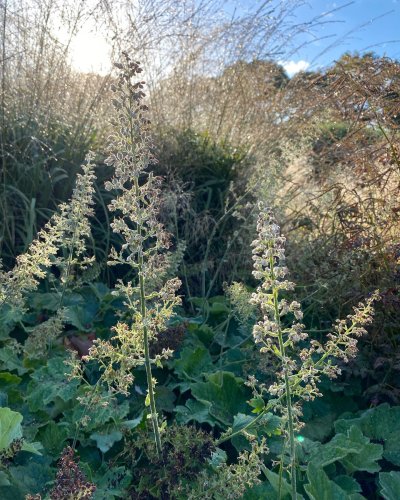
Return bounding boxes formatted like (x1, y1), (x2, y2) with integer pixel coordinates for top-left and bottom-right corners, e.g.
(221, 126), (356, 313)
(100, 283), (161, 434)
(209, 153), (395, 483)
(134, 176), (162, 457)
(270, 258), (297, 500)
(125, 86), (162, 456)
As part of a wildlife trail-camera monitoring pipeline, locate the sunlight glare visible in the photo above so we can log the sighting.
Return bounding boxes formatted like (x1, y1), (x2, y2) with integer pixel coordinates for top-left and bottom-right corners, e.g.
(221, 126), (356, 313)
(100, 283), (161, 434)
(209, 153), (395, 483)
(68, 28), (112, 75)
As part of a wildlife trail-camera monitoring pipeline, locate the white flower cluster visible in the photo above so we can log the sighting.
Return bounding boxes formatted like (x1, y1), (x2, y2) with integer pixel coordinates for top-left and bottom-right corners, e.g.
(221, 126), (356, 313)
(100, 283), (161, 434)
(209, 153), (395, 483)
(251, 204), (306, 356)
(251, 202), (379, 412)
(0, 152), (96, 311)
(86, 55), (181, 417)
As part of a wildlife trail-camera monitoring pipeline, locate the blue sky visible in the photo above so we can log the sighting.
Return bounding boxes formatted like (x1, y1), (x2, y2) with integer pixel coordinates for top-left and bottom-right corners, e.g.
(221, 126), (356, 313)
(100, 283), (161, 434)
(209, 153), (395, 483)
(67, 0), (399, 75)
(236, 0), (400, 75)
(294, 1), (399, 62)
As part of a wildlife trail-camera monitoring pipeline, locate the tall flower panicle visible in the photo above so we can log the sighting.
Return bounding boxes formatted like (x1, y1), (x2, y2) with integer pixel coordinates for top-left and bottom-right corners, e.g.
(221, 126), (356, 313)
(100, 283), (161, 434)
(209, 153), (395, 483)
(86, 54), (181, 456)
(0, 152), (96, 311)
(251, 203), (378, 407)
(250, 202), (379, 499)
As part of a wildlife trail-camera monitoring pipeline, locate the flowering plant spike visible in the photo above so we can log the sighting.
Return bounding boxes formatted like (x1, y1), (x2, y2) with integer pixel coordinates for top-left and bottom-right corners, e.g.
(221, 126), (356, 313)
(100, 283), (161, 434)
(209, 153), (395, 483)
(86, 54), (181, 456)
(250, 202), (379, 498)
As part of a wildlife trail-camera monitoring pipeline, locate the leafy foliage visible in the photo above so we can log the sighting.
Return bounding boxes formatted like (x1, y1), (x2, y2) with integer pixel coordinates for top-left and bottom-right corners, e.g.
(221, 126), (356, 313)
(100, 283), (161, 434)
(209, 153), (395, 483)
(0, 42), (399, 500)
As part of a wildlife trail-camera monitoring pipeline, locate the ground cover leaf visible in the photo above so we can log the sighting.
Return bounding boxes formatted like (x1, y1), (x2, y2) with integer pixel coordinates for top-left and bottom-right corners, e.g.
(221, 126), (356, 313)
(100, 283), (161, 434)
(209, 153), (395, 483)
(0, 458), (53, 499)
(305, 462), (363, 500)
(175, 399), (217, 426)
(90, 429), (123, 453)
(0, 407), (23, 450)
(172, 345), (213, 380)
(190, 371), (250, 426)
(93, 465), (132, 499)
(335, 404), (400, 466)
(26, 357), (80, 411)
(379, 471), (400, 500)
(0, 346), (28, 375)
(36, 421), (69, 457)
(63, 396), (129, 432)
(338, 426), (383, 473)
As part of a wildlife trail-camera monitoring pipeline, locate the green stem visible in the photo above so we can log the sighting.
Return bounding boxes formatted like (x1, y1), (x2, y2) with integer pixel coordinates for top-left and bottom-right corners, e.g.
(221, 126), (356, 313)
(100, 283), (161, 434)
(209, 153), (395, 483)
(134, 176), (162, 457)
(125, 92), (162, 455)
(272, 281), (297, 500)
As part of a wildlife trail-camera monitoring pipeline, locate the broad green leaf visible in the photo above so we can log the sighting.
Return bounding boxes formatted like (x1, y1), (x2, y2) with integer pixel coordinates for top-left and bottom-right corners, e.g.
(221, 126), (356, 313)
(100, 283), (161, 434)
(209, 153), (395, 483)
(263, 468), (292, 499)
(0, 374), (23, 409)
(0, 346), (28, 375)
(336, 405), (399, 444)
(0, 305), (23, 340)
(209, 300), (229, 315)
(305, 462), (349, 500)
(88, 282), (111, 300)
(93, 465), (132, 499)
(0, 407), (23, 450)
(121, 414), (144, 430)
(258, 413), (282, 436)
(21, 441), (42, 455)
(172, 345), (213, 380)
(308, 438), (358, 468)
(383, 430), (400, 467)
(188, 297), (207, 309)
(310, 426), (382, 473)
(175, 399), (216, 426)
(232, 412), (281, 438)
(249, 396), (265, 414)
(26, 357), (80, 411)
(190, 371), (250, 426)
(64, 300), (99, 331)
(0, 407), (41, 456)
(379, 471), (400, 500)
(209, 447), (227, 467)
(1, 457), (53, 498)
(339, 426), (382, 473)
(232, 413), (258, 436)
(0, 372), (22, 387)
(63, 396), (129, 432)
(302, 412), (336, 442)
(230, 413), (259, 451)
(219, 347), (247, 375)
(37, 421), (69, 456)
(334, 475), (362, 494)
(243, 482), (278, 500)
(188, 323), (215, 346)
(91, 430), (123, 453)
(154, 385), (176, 412)
(335, 404), (400, 467)
(0, 471), (10, 486)
(30, 292), (64, 311)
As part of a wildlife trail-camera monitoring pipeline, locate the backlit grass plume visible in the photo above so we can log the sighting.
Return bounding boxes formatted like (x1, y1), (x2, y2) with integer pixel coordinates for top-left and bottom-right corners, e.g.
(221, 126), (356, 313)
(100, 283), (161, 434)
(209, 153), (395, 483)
(86, 53), (181, 456)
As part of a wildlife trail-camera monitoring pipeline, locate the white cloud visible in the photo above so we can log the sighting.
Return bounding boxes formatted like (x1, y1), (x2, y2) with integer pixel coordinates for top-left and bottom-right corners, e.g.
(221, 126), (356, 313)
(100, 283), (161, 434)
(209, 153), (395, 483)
(280, 60), (310, 77)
